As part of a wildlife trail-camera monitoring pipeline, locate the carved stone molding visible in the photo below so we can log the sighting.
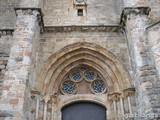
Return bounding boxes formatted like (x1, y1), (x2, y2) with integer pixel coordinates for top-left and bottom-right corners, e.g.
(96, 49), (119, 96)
(14, 7), (44, 34)
(146, 21), (160, 31)
(123, 87), (135, 97)
(0, 29), (14, 38)
(108, 92), (122, 101)
(44, 25), (123, 33)
(120, 7), (151, 26)
(0, 110), (13, 117)
(31, 90), (41, 99)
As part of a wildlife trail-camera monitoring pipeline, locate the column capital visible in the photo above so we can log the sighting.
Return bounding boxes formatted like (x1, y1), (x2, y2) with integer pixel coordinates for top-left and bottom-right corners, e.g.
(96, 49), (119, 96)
(31, 90), (41, 99)
(14, 7), (44, 33)
(120, 7), (151, 26)
(108, 92), (122, 101)
(123, 87), (135, 97)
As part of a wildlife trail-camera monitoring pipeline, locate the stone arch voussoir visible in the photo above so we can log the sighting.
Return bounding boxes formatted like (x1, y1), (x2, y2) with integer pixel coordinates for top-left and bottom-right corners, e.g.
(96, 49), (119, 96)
(35, 42), (133, 95)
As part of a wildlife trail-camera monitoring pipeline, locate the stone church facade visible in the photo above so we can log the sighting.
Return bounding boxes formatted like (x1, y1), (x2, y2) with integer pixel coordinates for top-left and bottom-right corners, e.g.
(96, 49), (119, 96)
(0, 0), (160, 120)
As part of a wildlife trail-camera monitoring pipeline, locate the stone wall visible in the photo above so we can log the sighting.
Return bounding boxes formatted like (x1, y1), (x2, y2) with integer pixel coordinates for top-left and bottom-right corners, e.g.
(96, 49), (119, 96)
(0, 0), (21, 29)
(43, 0), (123, 26)
(146, 0), (160, 23)
(32, 30), (132, 86)
(0, 32), (13, 97)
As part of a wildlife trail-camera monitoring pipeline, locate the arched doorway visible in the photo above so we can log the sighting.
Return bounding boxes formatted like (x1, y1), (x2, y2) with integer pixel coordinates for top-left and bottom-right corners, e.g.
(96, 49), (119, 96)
(33, 42), (134, 120)
(62, 102), (106, 120)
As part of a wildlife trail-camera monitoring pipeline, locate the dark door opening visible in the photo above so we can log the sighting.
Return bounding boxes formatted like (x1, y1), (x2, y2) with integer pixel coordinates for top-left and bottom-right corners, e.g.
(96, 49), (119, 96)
(62, 102), (106, 120)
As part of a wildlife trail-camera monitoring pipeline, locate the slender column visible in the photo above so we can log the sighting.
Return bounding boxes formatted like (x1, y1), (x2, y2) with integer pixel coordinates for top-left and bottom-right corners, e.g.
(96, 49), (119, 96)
(120, 98), (125, 120)
(123, 88), (135, 117)
(128, 96), (132, 114)
(113, 100), (117, 120)
(43, 101), (48, 120)
(35, 99), (40, 120)
(50, 94), (57, 120)
(108, 92), (121, 120)
(51, 102), (54, 120)
(43, 95), (50, 120)
(31, 91), (42, 120)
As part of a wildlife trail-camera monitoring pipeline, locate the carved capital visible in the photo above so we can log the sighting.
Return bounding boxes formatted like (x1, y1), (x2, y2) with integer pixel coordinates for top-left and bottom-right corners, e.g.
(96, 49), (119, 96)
(0, 29), (14, 38)
(123, 87), (135, 97)
(108, 92), (122, 101)
(14, 8), (44, 33)
(120, 7), (151, 26)
(43, 94), (51, 103)
(31, 90), (41, 99)
(51, 93), (58, 103)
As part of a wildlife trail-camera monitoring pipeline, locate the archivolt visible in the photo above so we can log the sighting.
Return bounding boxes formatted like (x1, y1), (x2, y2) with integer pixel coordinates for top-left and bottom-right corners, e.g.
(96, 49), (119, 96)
(35, 42), (132, 94)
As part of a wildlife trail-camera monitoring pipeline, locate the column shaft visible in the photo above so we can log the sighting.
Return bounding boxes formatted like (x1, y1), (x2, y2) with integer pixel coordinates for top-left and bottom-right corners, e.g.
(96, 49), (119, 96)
(120, 98), (125, 120)
(35, 99), (40, 120)
(113, 100), (117, 120)
(128, 96), (132, 115)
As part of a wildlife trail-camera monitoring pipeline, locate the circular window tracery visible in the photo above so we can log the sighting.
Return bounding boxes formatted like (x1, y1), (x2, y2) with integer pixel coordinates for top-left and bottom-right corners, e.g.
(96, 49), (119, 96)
(61, 81), (77, 94)
(70, 69), (83, 82)
(84, 70), (97, 82)
(91, 80), (106, 94)
(60, 65), (107, 95)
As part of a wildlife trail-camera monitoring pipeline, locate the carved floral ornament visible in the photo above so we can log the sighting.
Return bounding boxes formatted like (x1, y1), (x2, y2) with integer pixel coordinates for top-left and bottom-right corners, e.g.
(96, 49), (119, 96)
(60, 65), (107, 95)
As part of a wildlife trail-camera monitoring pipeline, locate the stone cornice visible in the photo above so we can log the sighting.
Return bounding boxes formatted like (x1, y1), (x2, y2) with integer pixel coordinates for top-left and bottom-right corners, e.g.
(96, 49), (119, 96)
(14, 7), (44, 34)
(0, 29), (14, 38)
(120, 7), (151, 26)
(44, 25), (123, 33)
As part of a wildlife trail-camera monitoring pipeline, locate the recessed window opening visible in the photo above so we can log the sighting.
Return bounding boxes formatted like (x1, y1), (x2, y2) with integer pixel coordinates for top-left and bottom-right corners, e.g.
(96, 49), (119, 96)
(77, 9), (83, 16)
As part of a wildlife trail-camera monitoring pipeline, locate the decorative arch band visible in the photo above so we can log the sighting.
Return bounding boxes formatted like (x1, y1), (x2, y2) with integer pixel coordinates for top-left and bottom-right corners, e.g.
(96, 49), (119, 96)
(35, 42), (133, 95)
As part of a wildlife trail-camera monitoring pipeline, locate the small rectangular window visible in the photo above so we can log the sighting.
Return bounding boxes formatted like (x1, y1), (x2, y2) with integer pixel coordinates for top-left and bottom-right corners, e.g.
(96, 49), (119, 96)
(77, 9), (83, 16)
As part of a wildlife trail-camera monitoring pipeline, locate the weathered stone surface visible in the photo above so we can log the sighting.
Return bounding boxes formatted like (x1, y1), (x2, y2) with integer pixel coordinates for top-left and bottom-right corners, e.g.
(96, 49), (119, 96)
(0, 0), (159, 120)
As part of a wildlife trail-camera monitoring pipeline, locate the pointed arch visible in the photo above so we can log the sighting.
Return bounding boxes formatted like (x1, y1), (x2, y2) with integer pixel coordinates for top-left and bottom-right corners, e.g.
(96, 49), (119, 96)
(35, 42), (133, 94)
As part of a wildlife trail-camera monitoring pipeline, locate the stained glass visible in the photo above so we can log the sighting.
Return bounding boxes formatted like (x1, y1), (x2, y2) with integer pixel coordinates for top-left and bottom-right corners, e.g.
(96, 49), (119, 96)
(85, 71), (95, 81)
(91, 80), (106, 93)
(72, 71), (82, 81)
(61, 81), (77, 94)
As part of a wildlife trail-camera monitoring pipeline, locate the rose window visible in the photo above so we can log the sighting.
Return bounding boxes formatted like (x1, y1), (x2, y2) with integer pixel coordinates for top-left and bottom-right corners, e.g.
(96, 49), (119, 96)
(60, 65), (107, 95)
(61, 81), (77, 94)
(91, 80), (106, 93)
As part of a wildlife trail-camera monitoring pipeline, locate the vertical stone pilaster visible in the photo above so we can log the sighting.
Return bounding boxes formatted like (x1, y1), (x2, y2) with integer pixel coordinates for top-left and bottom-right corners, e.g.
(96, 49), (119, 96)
(0, 8), (43, 120)
(122, 7), (159, 119)
(147, 22), (160, 79)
